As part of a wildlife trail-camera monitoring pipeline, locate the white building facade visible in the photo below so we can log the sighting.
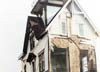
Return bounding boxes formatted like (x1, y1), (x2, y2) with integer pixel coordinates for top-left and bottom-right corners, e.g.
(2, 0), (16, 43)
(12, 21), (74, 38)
(19, 0), (99, 72)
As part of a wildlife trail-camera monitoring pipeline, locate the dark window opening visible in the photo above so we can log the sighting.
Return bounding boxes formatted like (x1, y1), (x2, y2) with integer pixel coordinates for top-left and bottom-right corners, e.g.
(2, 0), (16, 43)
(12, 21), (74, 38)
(80, 50), (88, 72)
(51, 47), (69, 72)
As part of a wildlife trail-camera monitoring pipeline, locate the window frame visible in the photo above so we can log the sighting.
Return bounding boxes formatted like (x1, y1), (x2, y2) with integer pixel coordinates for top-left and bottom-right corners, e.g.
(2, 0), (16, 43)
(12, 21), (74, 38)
(60, 19), (67, 35)
(50, 47), (70, 72)
(61, 21), (66, 34)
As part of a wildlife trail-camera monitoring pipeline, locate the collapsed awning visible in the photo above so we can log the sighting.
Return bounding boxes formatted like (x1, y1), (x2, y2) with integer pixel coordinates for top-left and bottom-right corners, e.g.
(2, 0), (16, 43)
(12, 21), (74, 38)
(22, 16), (45, 56)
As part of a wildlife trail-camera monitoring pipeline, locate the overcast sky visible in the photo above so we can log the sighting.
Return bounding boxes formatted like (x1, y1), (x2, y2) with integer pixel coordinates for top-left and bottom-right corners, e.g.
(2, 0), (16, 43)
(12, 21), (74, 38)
(0, 0), (100, 72)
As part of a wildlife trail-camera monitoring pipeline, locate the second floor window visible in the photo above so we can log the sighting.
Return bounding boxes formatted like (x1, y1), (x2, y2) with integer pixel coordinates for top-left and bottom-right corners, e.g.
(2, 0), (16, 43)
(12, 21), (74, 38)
(62, 22), (65, 34)
(79, 24), (84, 36)
(61, 21), (67, 35)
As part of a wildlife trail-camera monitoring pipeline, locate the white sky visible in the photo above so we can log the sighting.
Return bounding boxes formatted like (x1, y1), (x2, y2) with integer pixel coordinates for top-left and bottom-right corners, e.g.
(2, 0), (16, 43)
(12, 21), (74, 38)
(0, 0), (100, 72)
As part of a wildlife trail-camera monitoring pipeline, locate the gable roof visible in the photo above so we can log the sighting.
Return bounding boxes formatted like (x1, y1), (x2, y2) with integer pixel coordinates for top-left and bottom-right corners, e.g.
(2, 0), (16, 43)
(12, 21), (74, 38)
(46, 0), (100, 36)
(74, 0), (100, 36)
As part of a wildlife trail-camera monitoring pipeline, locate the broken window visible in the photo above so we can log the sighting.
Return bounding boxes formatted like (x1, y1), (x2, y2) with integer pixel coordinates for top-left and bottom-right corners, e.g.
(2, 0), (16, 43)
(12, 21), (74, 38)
(51, 47), (69, 72)
(39, 51), (45, 72)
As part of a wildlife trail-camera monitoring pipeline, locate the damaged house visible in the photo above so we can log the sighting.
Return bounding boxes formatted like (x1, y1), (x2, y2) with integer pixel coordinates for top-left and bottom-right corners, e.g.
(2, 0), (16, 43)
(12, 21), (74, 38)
(19, 0), (99, 72)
